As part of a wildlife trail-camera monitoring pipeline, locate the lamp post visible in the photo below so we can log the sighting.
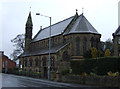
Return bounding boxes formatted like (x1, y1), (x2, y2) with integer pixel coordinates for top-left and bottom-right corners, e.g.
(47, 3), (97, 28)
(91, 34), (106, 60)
(36, 13), (51, 80)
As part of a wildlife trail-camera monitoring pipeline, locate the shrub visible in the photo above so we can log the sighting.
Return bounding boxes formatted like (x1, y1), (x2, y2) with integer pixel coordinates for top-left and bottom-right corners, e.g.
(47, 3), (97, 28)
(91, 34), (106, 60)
(70, 57), (120, 75)
(91, 47), (98, 58)
(104, 49), (111, 57)
(83, 50), (92, 58)
(61, 69), (69, 75)
(7, 68), (19, 74)
(107, 71), (119, 77)
(81, 72), (87, 76)
(34, 72), (41, 78)
(90, 72), (97, 76)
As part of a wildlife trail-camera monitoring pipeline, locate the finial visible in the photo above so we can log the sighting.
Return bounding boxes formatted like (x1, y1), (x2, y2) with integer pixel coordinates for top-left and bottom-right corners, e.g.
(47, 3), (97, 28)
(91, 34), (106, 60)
(75, 9), (78, 16)
(29, 7), (31, 12)
(76, 9), (78, 13)
(82, 8), (84, 14)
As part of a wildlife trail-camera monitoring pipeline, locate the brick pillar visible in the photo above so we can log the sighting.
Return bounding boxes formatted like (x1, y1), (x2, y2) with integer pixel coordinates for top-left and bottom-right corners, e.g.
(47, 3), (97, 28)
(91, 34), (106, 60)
(50, 70), (55, 81)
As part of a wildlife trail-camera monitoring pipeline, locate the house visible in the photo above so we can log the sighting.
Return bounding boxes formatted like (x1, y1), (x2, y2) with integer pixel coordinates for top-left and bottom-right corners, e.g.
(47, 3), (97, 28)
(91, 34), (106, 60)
(19, 11), (101, 78)
(0, 51), (16, 73)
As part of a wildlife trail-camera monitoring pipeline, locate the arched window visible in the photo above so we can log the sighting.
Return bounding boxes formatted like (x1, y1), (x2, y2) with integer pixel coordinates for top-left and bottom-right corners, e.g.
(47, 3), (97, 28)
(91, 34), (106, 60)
(52, 38), (54, 46)
(51, 56), (55, 67)
(118, 37), (120, 44)
(47, 38), (48, 47)
(63, 37), (66, 43)
(58, 37), (60, 43)
(19, 61), (21, 68)
(22, 60), (24, 68)
(83, 37), (87, 53)
(76, 37), (80, 55)
(42, 41), (43, 47)
(35, 58), (38, 67)
(30, 59), (33, 67)
(91, 37), (94, 48)
(43, 41), (45, 47)
(42, 57), (47, 67)
(56, 38), (57, 44)
(95, 38), (99, 49)
(25, 59), (27, 67)
(62, 51), (70, 61)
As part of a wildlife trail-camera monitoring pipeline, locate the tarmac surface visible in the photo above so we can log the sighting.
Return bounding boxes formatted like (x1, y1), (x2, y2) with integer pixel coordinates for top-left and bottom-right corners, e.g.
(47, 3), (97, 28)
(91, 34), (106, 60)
(1, 73), (119, 89)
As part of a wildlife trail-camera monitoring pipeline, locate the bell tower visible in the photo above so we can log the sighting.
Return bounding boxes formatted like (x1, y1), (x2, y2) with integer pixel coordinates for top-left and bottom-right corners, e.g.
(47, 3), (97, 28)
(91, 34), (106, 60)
(25, 12), (33, 51)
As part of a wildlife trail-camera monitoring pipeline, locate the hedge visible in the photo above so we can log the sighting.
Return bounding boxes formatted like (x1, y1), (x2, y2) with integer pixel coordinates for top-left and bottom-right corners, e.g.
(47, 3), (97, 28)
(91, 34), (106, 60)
(70, 57), (120, 75)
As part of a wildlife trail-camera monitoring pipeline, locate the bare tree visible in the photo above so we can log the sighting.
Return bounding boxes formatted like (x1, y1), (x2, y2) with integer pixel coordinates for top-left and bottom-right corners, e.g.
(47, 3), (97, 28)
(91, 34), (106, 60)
(10, 34), (25, 61)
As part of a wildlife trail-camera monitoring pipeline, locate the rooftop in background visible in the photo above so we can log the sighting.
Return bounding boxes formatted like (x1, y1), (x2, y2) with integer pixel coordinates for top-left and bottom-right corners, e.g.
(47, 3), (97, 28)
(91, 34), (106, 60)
(114, 25), (120, 36)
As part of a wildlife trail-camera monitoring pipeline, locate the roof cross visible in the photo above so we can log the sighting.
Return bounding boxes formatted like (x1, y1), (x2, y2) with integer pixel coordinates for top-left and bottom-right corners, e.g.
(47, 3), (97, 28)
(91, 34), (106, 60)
(76, 9), (78, 13)
(82, 8), (84, 14)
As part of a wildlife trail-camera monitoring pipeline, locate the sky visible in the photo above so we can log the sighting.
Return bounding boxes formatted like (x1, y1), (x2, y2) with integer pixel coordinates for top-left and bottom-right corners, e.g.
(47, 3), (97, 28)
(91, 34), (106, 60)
(0, 0), (119, 59)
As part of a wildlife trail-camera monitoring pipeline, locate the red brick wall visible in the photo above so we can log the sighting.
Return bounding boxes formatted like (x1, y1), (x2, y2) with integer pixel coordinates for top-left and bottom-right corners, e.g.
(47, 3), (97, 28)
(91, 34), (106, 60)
(2, 55), (16, 70)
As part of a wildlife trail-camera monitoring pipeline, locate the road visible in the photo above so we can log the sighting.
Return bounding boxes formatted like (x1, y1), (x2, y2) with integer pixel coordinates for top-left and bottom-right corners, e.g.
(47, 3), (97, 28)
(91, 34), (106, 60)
(1, 73), (118, 89)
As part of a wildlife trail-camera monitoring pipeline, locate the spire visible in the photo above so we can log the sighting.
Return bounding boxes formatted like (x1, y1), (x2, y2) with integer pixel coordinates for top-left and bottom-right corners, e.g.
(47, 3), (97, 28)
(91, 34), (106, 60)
(26, 11), (33, 26)
(25, 11), (33, 52)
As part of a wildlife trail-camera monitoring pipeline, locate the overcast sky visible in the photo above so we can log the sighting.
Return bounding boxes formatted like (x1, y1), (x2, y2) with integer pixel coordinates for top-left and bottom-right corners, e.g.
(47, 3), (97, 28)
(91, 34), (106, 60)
(0, 0), (119, 59)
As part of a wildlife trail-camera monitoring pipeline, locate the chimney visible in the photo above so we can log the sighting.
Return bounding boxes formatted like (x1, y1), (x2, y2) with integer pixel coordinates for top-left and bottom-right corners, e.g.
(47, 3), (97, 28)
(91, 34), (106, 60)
(0, 51), (4, 56)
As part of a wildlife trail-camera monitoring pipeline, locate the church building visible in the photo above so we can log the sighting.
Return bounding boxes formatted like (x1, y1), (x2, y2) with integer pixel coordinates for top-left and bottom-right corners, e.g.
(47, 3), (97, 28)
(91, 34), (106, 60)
(19, 11), (101, 78)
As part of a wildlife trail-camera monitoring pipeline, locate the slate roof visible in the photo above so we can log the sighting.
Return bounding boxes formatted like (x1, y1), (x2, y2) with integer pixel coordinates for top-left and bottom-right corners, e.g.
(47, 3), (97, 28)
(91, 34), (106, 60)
(114, 25), (120, 36)
(32, 16), (73, 42)
(20, 42), (70, 57)
(64, 14), (99, 35)
(32, 13), (100, 42)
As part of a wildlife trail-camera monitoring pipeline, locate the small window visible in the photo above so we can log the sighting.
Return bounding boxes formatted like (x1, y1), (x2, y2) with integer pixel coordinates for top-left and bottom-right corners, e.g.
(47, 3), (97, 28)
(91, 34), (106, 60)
(30, 59), (33, 67)
(83, 37), (87, 53)
(42, 57), (47, 67)
(58, 37), (60, 43)
(22, 60), (24, 67)
(76, 37), (80, 55)
(95, 38), (99, 49)
(63, 38), (66, 43)
(25, 60), (27, 67)
(91, 37), (94, 48)
(51, 56), (55, 67)
(35, 58), (38, 67)
(62, 51), (70, 61)
(52, 38), (54, 46)
(118, 37), (120, 44)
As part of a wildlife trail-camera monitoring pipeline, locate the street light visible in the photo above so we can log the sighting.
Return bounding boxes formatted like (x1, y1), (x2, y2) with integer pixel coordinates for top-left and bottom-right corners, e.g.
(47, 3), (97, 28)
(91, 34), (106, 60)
(36, 13), (51, 80)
